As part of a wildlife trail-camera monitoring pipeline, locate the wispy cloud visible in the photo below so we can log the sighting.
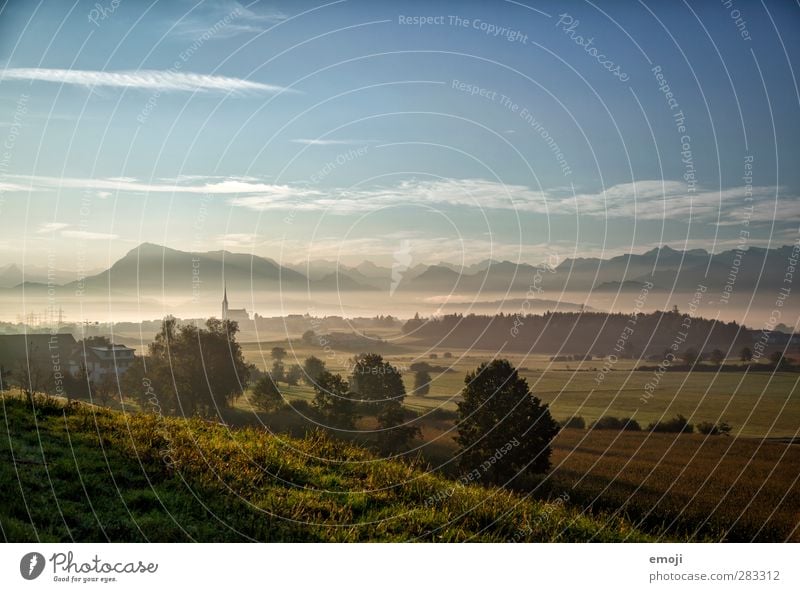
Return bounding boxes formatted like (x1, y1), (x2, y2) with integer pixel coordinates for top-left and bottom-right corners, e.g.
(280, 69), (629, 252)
(61, 230), (118, 240)
(216, 233), (263, 248)
(37, 222), (69, 233)
(11, 173), (798, 226)
(171, 1), (287, 39)
(7, 174), (319, 197)
(291, 138), (366, 146)
(1, 68), (295, 95)
(0, 182), (28, 192)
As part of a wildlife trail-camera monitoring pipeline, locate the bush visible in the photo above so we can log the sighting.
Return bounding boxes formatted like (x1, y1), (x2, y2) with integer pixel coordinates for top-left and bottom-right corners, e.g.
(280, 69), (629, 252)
(697, 421), (732, 436)
(250, 375), (284, 413)
(288, 399), (317, 416)
(590, 416), (641, 431)
(413, 370), (431, 396)
(409, 361), (432, 372)
(285, 364), (303, 386)
(426, 407), (458, 421)
(648, 414), (693, 434)
(443, 352), (453, 359)
(561, 416), (586, 429)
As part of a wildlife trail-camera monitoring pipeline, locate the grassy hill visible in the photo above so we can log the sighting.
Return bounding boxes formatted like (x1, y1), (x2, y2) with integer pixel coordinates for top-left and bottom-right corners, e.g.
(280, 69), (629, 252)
(0, 394), (649, 542)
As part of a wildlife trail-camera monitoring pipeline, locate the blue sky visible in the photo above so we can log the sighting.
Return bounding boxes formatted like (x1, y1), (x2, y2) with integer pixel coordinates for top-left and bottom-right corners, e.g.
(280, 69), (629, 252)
(1, 0), (799, 270)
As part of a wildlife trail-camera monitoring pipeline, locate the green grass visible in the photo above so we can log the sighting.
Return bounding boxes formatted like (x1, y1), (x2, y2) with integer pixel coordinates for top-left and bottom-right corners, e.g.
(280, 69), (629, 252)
(246, 344), (799, 438)
(0, 393), (650, 542)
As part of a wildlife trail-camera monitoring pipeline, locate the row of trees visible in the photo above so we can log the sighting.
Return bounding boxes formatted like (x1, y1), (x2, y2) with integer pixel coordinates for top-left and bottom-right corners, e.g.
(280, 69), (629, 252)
(567, 414), (733, 435)
(251, 353), (561, 482)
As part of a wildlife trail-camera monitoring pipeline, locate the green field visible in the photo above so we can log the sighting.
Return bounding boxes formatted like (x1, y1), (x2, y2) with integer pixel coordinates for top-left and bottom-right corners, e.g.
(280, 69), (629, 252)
(242, 342), (800, 438)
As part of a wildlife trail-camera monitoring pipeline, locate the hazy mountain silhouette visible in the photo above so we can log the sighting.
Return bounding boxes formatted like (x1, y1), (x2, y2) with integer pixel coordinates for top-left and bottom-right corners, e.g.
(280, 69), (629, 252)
(3, 244), (796, 301)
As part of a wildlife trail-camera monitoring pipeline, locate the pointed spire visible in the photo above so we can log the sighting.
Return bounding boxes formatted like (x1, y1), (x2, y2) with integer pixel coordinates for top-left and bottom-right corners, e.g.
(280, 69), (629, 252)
(222, 280), (228, 320)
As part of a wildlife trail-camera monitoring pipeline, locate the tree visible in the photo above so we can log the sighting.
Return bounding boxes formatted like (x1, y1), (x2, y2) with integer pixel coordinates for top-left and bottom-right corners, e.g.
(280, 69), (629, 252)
(590, 416), (641, 431)
(349, 353), (405, 406)
(313, 371), (357, 428)
(681, 347), (700, 367)
(413, 369), (431, 396)
(14, 354), (52, 405)
(0, 365), (11, 392)
(271, 347), (287, 362)
(349, 354), (418, 450)
(648, 414), (693, 433)
(375, 402), (419, 453)
(561, 415), (585, 429)
(709, 349), (725, 367)
(285, 364), (303, 386)
(740, 347), (753, 362)
(144, 317), (252, 416)
(302, 356), (326, 386)
(301, 330), (315, 345)
(78, 335), (111, 348)
(251, 375), (283, 412)
(271, 360), (285, 384)
(770, 351), (788, 370)
(94, 372), (117, 407)
(456, 359), (559, 484)
(697, 420), (732, 436)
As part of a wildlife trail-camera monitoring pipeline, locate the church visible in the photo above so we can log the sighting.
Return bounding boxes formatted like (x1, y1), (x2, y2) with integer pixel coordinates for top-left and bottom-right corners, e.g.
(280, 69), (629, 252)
(221, 284), (251, 323)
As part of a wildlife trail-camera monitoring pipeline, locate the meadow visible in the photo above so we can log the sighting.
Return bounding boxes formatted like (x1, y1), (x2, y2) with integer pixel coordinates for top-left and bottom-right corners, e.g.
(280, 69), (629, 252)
(0, 394), (647, 542)
(242, 341), (800, 438)
(231, 340), (800, 542)
(4, 336), (795, 542)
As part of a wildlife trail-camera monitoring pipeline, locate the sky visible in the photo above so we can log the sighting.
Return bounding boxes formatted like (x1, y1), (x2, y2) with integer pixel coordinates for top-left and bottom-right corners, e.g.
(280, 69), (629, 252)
(1, 0), (799, 271)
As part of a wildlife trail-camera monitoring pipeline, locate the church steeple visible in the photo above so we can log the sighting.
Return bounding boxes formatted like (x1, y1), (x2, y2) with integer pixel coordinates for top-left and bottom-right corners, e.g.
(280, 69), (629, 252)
(222, 281), (229, 320)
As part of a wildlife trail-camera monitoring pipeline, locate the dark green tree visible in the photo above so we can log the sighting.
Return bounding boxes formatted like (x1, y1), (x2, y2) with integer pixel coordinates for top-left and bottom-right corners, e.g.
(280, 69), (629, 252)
(271, 360), (285, 384)
(349, 353), (418, 450)
(710, 349), (725, 367)
(271, 346), (287, 362)
(302, 356), (326, 386)
(770, 351), (789, 370)
(682, 347), (700, 367)
(740, 346), (753, 362)
(349, 353), (405, 406)
(145, 317), (251, 416)
(413, 369), (431, 396)
(251, 375), (283, 412)
(313, 371), (357, 429)
(285, 364), (303, 386)
(456, 359), (559, 484)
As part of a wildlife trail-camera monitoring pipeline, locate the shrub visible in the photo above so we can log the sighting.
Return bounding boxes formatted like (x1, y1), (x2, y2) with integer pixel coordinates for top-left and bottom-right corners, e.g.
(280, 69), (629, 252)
(413, 370), (431, 396)
(250, 376), (284, 413)
(648, 414), (693, 434)
(697, 421), (732, 436)
(590, 416), (641, 431)
(561, 416), (586, 429)
(426, 407), (458, 421)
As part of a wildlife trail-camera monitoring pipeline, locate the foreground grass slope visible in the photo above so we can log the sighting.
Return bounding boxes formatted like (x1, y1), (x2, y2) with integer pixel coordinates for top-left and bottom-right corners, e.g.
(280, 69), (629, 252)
(0, 395), (648, 542)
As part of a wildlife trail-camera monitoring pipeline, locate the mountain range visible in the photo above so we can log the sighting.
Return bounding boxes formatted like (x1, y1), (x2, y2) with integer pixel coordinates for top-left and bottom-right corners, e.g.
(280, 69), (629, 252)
(2, 243), (796, 300)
